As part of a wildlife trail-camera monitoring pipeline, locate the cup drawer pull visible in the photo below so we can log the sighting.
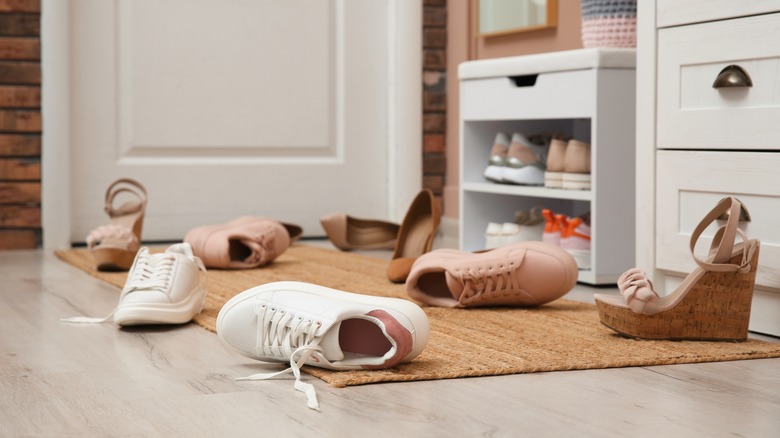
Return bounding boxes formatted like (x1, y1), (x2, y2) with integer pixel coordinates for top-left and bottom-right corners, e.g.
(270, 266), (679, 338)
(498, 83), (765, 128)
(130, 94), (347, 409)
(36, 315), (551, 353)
(712, 65), (753, 88)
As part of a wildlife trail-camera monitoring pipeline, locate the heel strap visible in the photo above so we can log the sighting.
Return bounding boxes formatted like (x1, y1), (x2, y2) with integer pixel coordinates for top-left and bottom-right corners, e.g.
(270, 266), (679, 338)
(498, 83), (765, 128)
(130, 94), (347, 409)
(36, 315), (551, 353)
(105, 178), (147, 217)
(690, 197), (752, 273)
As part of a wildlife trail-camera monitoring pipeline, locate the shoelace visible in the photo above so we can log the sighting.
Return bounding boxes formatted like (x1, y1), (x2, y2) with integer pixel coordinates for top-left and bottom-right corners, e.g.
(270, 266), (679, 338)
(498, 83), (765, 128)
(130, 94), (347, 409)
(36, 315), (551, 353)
(60, 250), (207, 324)
(237, 304), (324, 411)
(461, 265), (520, 304)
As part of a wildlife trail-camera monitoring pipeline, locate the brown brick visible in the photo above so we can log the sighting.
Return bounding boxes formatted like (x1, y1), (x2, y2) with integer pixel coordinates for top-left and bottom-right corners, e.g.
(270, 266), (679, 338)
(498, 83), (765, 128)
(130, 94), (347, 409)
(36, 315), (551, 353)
(424, 134), (445, 153)
(423, 91), (446, 112)
(423, 28), (446, 49)
(0, 204), (39, 226)
(423, 113), (445, 133)
(0, 37), (39, 60)
(0, 0), (40, 13)
(423, 153), (446, 174)
(0, 85), (39, 107)
(0, 181), (38, 202)
(0, 61), (40, 84)
(0, 109), (40, 131)
(0, 228), (37, 249)
(423, 7), (446, 27)
(0, 133), (39, 155)
(423, 49), (446, 71)
(0, 157), (40, 180)
(423, 174), (444, 194)
(0, 14), (40, 36)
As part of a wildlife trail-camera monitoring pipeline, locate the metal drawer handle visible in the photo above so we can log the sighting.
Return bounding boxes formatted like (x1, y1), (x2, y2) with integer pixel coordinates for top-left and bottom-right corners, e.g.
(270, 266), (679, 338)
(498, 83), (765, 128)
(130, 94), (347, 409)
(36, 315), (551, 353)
(712, 65), (753, 88)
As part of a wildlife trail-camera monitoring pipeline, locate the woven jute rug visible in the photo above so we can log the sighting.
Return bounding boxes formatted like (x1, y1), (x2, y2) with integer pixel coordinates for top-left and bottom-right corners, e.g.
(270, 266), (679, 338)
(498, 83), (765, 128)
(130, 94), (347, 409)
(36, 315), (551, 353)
(55, 244), (780, 388)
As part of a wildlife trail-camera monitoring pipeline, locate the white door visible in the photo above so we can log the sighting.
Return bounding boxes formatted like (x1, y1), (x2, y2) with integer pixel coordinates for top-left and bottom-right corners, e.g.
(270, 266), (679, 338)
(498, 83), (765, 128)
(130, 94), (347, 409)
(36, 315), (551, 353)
(41, 0), (421, 246)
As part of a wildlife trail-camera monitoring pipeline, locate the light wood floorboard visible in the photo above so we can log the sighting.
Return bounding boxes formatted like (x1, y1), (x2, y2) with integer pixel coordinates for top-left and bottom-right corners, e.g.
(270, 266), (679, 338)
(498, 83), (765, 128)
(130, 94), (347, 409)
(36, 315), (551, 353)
(1, 248), (779, 437)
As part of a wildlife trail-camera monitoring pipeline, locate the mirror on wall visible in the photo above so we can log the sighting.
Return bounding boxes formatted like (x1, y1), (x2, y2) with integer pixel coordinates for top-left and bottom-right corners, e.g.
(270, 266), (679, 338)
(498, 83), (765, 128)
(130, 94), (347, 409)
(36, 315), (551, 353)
(477, 0), (557, 37)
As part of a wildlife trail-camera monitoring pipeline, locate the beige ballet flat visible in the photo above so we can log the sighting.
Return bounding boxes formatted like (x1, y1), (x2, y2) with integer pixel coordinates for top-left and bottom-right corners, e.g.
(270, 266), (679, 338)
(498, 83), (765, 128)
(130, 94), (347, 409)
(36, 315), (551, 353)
(86, 178), (147, 271)
(594, 197), (760, 341)
(320, 213), (399, 251)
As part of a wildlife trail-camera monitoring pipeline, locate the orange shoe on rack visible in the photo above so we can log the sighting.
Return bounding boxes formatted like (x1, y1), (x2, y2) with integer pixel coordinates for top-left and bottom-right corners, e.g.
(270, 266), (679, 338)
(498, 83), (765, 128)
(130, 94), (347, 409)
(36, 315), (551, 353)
(594, 197), (760, 341)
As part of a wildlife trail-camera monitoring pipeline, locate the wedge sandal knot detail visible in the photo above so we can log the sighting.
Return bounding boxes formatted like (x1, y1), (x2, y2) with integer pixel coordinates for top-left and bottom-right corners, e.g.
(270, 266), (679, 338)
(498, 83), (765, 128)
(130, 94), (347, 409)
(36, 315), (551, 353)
(594, 197), (760, 341)
(87, 178), (148, 271)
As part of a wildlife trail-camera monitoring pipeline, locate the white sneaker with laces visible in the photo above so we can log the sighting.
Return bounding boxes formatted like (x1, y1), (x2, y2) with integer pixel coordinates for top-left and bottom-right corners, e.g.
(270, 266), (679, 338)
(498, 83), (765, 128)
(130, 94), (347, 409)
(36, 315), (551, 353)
(61, 243), (208, 326)
(216, 281), (430, 410)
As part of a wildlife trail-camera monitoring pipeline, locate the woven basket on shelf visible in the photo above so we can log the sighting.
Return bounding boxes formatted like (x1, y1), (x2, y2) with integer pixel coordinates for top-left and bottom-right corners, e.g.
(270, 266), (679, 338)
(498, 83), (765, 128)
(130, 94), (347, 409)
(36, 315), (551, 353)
(581, 0), (637, 48)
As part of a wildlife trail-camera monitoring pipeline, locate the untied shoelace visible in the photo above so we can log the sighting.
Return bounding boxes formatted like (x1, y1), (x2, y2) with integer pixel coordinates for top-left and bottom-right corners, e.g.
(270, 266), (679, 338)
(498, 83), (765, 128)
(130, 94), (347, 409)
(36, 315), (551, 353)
(237, 303), (324, 411)
(60, 249), (207, 324)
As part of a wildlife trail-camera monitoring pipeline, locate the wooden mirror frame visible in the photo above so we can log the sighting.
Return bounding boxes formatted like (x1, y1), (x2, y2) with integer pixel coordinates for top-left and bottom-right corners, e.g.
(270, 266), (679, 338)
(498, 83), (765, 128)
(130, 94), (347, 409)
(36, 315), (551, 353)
(475, 0), (558, 38)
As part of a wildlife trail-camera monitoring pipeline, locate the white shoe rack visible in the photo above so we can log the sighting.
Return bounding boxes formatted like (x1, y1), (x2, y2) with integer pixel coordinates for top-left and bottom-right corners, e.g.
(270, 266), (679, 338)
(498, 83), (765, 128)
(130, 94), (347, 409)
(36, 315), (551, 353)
(458, 48), (637, 285)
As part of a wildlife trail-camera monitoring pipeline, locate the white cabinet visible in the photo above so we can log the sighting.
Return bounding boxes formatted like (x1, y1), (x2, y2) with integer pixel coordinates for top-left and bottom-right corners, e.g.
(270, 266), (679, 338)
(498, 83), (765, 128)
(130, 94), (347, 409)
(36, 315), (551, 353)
(458, 49), (637, 285)
(636, 1), (780, 336)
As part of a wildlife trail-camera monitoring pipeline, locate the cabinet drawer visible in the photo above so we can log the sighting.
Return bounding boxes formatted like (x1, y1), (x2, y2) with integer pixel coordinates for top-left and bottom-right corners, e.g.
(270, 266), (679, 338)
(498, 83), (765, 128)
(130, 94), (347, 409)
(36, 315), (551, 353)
(657, 0), (780, 27)
(460, 69), (595, 121)
(657, 13), (780, 151)
(655, 150), (780, 291)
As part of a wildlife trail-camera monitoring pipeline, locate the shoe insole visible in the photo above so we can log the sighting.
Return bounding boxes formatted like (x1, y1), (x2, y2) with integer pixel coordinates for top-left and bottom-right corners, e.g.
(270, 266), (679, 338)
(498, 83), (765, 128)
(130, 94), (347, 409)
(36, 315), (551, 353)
(339, 318), (392, 357)
(399, 216), (433, 258)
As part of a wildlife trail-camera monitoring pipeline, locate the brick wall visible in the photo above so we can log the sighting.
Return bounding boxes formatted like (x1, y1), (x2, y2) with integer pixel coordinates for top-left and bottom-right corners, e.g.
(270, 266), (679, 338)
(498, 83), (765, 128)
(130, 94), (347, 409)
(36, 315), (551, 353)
(0, 0), (41, 249)
(422, 0), (446, 212)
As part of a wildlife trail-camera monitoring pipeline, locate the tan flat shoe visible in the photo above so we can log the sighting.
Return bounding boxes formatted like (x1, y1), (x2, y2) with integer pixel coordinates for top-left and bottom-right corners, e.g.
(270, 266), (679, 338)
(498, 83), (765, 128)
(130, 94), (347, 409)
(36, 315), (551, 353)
(320, 214), (399, 251)
(86, 178), (147, 271)
(594, 197), (759, 341)
(387, 189), (440, 283)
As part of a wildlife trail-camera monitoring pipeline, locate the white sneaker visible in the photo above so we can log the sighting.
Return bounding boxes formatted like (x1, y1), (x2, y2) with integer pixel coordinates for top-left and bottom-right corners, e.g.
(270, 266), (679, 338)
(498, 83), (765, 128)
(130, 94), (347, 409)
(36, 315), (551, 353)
(484, 222), (503, 249)
(61, 243), (208, 326)
(502, 132), (548, 186)
(217, 281), (430, 410)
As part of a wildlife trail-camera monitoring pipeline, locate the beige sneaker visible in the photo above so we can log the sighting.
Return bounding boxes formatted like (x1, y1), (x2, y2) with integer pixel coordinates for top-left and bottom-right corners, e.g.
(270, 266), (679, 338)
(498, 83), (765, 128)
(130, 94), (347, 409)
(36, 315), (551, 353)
(502, 133), (548, 186)
(184, 216), (290, 269)
(544, 139), (567, 188)
(562, 140), (591, 190)
(406, 241), (578, 308)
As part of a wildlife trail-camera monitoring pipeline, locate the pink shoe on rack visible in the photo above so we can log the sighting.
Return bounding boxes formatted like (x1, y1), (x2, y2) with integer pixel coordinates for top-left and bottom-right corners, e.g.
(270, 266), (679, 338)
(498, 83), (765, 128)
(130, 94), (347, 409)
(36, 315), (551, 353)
(184, 216), (291, 269)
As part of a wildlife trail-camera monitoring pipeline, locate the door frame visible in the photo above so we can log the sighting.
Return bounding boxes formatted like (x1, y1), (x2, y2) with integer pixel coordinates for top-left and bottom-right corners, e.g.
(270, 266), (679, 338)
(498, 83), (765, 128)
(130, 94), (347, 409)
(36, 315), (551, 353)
(41, 0), (422, 249)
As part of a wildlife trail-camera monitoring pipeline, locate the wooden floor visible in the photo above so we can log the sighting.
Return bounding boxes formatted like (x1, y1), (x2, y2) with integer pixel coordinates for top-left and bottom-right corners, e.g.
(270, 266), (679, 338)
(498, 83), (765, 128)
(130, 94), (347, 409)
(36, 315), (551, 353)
(1, 246), (780, 437)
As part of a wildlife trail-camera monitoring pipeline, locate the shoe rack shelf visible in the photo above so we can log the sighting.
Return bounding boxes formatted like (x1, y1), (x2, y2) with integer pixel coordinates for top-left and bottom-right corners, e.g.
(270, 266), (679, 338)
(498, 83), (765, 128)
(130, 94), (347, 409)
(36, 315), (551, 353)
(458, 48), (637, 285)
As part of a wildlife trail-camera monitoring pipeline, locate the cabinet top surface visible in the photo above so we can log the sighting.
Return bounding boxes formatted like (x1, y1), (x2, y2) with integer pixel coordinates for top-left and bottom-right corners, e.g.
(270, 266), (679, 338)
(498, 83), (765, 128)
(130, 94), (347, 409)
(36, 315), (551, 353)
(459, 48), (636, 80)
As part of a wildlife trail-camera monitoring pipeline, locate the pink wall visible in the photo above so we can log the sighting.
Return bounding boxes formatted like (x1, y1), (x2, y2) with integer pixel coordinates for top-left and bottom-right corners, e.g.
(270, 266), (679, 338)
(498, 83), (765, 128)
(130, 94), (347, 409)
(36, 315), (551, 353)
(443, 0), (584, 219)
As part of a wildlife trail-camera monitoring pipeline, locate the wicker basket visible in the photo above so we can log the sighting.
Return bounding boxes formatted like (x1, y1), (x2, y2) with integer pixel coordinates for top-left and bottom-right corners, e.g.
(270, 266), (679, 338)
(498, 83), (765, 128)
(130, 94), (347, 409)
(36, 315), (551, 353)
(581, 0), (637, 48)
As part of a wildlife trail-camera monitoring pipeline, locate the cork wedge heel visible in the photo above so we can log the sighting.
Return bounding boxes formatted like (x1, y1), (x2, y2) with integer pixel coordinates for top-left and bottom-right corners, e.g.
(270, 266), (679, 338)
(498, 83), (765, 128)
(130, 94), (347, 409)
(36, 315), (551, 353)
(86, 178), (147, 271)
(594, 197), (760, 341)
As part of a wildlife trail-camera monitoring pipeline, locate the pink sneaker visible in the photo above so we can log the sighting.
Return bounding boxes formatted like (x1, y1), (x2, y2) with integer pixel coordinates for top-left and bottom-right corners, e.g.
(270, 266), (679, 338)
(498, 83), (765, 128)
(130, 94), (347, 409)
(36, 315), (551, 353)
(406, 241), (578, 308)
(184, 216), (290, 269)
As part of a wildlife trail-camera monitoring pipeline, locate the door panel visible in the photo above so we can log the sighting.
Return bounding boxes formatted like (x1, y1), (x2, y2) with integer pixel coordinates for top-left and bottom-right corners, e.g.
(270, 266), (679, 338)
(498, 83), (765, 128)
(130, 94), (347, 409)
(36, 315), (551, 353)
(70, 0), (393, 242)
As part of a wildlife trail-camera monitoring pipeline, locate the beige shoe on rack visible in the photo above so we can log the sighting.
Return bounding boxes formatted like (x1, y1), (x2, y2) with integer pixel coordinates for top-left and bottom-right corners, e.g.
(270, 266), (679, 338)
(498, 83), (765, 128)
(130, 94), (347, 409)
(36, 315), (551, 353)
(561, 139), (591, 190)
(544, 138), (567, 188)
(387, 189), (440, 283)
(86, 178), (147, 271)
(594, 197), (760, 341)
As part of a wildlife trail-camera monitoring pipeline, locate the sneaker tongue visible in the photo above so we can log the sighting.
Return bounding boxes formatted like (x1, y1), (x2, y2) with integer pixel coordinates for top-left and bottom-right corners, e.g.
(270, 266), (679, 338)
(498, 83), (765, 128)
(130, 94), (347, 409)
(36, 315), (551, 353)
(444, 270), (465, 298)
(317, 321), (345, 361)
